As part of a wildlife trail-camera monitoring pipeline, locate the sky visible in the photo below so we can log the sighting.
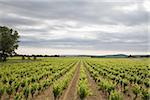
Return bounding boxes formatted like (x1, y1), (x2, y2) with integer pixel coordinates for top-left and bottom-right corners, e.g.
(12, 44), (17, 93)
(0, 0), (150, 55)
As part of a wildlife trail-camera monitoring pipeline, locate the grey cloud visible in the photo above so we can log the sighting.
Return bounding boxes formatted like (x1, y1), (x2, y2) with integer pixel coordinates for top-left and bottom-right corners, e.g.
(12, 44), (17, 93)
(0, 0), (149, 54)
(0, 1), (148, 26)
(0, 15), (39, 26)
(19, 30), (149, 52)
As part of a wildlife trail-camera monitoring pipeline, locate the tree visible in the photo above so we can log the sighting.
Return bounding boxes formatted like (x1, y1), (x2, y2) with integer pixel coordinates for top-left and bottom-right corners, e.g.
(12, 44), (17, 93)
(0, 26), (19, 61)
(22, 55), (25, 60)
(33, 55), (37, 60)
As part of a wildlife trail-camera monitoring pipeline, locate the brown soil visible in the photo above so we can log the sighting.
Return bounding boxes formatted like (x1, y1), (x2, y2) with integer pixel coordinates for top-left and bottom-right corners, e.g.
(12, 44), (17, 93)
(83, 63), (104, 100)
(59, 62), (80, 100)
(33, 86), (54, 100)
(122, 84), (141, 100)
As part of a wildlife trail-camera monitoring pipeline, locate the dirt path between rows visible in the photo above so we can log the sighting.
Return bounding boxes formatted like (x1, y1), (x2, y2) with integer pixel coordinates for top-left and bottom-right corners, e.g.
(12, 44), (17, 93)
(59, 61), (80, 100)
(33, 86), (54, 100)
(33, 62), (78, 100)
(83, 62), (104, 100)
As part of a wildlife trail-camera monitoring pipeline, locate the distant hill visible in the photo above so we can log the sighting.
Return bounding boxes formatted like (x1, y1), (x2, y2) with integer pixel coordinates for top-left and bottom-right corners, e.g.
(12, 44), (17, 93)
(91, 54), (128, 58)
(105, 54), (128, 58)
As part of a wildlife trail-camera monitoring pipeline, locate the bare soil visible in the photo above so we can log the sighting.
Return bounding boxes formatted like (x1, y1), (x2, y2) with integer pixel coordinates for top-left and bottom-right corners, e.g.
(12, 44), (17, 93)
(83, 63), (104, 100)
(33, 86), (54, 100)
(60, 62), (80, 100)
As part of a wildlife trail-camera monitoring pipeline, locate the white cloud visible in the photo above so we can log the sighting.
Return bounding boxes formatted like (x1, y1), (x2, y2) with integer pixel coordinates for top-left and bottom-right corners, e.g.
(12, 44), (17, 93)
(16, 46), (149, 55)
(114, 4), (139, 13)
(143, 0), (150, 12)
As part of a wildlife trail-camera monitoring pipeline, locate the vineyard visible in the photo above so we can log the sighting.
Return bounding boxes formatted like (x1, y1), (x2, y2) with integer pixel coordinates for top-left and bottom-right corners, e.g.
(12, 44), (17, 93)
(0, 57), (149, 100)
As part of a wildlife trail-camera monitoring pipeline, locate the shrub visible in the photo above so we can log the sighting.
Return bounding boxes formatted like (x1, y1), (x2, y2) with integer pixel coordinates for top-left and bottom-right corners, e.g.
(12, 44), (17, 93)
(132, 84), (141, 100)
(0, 86), (5, 99)
(123, 86), (128, 94)
(14, 93), (22, 100)
(78, 81), (91, 100)
(141, 88), (150, 100)
(30, 84), (37, 97)
(13, 82), (20, 93)
(53, 85), (61, 100)
(98, 80), (116, 95)
(6, 86), (13, 98)
(78, 65), (91, 100)
(109, 91), (123, 100)
(23, 87), (30, 100)
(144, 79), (150, 88)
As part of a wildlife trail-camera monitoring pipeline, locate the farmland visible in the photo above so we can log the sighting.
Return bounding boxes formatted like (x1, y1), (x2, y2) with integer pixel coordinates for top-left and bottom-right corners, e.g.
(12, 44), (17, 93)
(0, 57), (149, 100)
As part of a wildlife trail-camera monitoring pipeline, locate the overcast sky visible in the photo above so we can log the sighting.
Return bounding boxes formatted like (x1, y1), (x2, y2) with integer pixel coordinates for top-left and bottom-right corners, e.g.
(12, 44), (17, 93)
(0, 0), (150, 55)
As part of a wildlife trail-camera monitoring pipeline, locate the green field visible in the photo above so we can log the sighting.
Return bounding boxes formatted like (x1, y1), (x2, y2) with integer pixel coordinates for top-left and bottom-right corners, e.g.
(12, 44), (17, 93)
(0, 57), (149, 100)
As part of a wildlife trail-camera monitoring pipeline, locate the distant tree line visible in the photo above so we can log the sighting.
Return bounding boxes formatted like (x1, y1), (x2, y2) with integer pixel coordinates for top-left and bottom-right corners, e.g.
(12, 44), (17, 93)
(128, 55), (150, 58)
(15, 54), (60, 57)
(14, 54), (60, 60)
(21, 55), (37, 60)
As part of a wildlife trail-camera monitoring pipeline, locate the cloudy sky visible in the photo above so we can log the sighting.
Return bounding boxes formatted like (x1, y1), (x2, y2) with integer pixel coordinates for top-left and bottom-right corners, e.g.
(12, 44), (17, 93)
(0, 0), (150, 55)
